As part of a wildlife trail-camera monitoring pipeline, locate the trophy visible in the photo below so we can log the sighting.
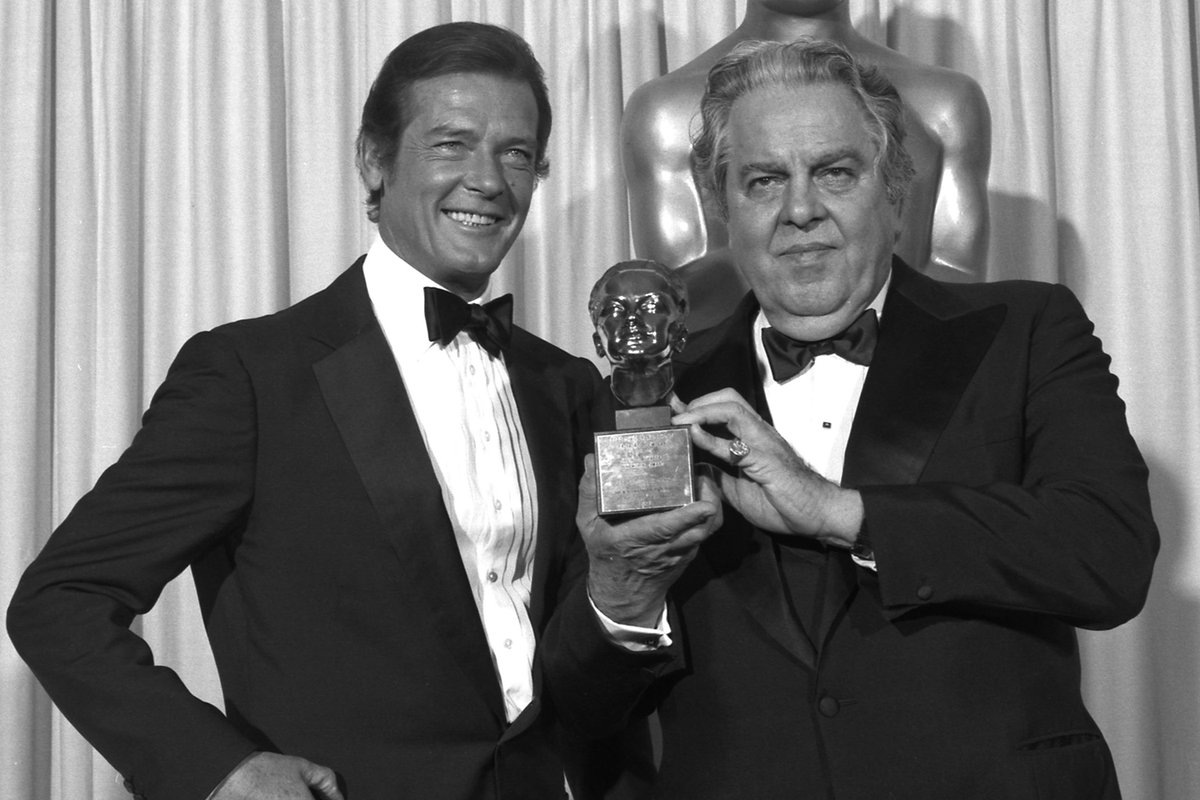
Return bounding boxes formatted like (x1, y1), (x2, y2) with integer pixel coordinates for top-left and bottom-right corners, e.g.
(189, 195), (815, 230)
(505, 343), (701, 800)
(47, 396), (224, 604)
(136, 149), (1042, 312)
(589, 260), (694, 516)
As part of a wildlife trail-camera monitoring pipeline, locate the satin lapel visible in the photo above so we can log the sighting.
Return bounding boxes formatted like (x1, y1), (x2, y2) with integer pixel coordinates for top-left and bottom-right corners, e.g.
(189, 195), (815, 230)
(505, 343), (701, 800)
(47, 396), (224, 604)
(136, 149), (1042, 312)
(843, 263), (1006, 488)
(311, 276), (505, 724)
(674, 296), (765, 415)
(818, 263), (1005, 649)
(676, 299), (817, 670)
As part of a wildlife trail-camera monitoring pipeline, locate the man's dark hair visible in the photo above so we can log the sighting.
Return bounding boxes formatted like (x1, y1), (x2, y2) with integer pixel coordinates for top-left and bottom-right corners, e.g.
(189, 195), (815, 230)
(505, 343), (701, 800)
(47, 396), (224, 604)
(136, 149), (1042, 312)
(356, 22), (552, 222)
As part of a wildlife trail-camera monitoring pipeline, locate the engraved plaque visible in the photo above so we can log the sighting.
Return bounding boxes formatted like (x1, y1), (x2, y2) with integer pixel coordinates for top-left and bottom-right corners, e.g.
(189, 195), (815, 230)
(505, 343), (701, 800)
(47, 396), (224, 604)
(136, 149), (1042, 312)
(595, 424), (695, 516)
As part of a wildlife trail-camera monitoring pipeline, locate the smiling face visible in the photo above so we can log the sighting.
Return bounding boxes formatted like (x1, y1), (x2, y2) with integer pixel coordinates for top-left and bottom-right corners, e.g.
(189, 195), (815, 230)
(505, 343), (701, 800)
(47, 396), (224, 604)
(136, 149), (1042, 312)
(725, 81), (900, 340)
(363, 72), (540, 298)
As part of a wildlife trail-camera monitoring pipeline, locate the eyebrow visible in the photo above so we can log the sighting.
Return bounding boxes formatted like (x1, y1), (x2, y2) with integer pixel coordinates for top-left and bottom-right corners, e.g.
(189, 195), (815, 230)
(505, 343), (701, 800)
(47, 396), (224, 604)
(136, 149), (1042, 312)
(738, 159), (787, 178)
(425, 121), (536, 151)
(737, 146), (868, 177)
(812, 146), (867, 168)
(425, 122), (476, 139)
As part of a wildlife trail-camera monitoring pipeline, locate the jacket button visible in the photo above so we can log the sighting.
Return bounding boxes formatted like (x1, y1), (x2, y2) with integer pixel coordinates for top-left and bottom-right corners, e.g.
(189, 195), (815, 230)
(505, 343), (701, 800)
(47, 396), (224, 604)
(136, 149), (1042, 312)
(916, 584), (934, 601)
(818, 695), (840, 717)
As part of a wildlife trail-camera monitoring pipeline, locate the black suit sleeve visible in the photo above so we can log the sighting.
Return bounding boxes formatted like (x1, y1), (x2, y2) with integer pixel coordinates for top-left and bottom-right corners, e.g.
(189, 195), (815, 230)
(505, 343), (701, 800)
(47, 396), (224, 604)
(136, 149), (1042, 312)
(860, 283), (1158, 628)
(7, 330), (261, 800)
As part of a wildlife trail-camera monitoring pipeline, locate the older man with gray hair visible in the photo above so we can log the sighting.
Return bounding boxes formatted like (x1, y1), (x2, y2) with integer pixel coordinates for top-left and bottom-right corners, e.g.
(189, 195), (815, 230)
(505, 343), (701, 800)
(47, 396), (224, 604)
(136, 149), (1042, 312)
(544, 37), (1156, 800)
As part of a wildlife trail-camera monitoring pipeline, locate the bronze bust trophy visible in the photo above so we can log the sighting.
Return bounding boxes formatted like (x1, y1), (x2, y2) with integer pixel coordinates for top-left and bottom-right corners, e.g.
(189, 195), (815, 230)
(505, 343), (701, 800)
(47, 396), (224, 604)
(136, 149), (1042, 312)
(589, 260), (695, 516)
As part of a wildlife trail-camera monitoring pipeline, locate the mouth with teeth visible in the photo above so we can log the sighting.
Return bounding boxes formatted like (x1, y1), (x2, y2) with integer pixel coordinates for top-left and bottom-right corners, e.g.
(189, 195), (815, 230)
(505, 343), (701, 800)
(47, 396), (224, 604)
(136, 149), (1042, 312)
(445, 210), (500, 228)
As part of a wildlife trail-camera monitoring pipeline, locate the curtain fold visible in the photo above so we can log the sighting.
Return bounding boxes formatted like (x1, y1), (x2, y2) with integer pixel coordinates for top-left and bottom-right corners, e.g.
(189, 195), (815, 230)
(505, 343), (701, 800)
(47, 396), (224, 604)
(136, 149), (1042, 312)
(3, 2), (1198, 798)
(1, 2), (54, 795)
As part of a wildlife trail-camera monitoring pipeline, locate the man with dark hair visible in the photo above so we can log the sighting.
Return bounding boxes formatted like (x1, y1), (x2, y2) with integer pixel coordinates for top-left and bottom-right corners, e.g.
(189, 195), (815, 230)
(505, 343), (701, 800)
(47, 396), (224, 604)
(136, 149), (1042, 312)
(356, 20), (553, 221)
(9, 22), (600, 800)
(544, 38), (1157, 799)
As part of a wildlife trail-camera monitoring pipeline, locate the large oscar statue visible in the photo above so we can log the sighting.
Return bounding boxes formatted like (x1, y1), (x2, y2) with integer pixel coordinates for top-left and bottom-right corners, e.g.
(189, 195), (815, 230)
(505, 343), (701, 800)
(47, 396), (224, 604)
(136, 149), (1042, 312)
(622, 0), (992, 330)
(589, 260), (694, 516)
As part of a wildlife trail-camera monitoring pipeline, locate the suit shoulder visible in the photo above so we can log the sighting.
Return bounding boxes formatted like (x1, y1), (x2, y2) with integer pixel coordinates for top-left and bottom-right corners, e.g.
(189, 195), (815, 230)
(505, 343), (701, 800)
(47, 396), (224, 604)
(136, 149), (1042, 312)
(931, 279), (1095, 343)
(684, 322), (731, 357)
(511, 328), (600, 378)
(677, 293), (757, 361)
(963, 278), (1079, 307)
(894, 265), (1086, 328)
(204, 261), (368, 349)
(926, 273), (1066, 306)
(951, 276), (1047, 295)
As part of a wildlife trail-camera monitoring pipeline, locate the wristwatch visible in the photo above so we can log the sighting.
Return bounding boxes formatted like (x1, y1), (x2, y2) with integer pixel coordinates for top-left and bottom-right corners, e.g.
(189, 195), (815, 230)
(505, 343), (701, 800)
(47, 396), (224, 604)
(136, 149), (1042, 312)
(849, 521), (875, 563)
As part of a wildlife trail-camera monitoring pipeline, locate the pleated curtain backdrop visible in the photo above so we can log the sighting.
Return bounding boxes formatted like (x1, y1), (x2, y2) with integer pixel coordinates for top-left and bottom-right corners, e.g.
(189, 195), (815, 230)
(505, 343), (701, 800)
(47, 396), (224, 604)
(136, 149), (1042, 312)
(2, 1), (1198, 798)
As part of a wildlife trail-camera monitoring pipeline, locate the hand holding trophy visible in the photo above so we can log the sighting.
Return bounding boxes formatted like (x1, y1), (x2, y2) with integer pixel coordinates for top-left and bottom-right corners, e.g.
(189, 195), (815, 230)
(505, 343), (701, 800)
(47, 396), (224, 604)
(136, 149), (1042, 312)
(589, 260), (695, 516)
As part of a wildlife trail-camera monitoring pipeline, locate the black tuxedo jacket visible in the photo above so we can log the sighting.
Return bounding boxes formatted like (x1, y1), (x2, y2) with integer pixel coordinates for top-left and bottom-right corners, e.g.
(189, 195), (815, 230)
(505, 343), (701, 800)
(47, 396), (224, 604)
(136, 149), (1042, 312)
(544, 261), (1159, 799)
(8, 258), (604, 800)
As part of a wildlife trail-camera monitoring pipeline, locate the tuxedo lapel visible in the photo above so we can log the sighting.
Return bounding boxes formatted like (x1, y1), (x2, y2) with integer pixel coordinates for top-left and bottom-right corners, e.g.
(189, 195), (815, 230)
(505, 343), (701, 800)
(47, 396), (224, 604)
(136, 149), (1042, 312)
(843, 261), (1006, 488)
(681, 266), (1008, 665)
(309, 263), (506, 724)
(676, 297), (817, 670)
(675, 296), (765, 416)
(815, 261), (1006, 650)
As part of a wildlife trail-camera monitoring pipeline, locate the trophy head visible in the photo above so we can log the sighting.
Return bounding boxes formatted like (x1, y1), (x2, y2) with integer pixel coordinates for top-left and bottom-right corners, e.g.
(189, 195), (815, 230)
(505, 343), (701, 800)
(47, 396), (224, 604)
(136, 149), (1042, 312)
(589, 260), (689, 368)
(588, 260), (690, 407)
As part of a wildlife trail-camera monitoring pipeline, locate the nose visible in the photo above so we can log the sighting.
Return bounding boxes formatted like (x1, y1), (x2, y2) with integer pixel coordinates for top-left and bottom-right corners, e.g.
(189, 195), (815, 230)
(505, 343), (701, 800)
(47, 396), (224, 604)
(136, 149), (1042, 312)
(782, 178), (827, 229)
(618, 310), (655, 342)
(464, 151), (505, 197)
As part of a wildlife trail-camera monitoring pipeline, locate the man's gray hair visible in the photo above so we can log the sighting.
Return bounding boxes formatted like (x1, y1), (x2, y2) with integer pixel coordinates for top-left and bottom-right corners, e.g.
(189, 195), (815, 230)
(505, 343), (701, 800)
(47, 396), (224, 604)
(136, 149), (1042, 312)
(691, 37), (916, 217)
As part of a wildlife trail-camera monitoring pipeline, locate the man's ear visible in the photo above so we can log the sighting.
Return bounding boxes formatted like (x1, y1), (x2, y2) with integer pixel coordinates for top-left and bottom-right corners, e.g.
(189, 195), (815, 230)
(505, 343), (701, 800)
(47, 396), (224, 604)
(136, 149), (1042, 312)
(357, 142), (388, 192)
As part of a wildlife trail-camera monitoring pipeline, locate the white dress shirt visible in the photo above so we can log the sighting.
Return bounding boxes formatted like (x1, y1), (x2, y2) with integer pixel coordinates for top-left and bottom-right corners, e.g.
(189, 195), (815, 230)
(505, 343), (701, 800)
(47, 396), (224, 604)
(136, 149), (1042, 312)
(363, 236), (538, 724)
(756, 273), (891, 487)
(756, 274), (890, 570)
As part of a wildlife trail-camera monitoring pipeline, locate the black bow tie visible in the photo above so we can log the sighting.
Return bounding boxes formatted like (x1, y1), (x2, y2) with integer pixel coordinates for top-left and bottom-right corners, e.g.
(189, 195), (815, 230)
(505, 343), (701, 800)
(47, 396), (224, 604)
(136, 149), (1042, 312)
(761, 308), (878, 382)
(424, 287), (514, 358)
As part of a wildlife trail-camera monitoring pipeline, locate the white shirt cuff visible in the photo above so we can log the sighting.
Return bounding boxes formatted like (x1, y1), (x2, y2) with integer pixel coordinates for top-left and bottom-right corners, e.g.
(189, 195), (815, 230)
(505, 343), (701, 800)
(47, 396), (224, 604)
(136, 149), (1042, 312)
(588, 594), (672, 651)
(851, 552), (878, 572)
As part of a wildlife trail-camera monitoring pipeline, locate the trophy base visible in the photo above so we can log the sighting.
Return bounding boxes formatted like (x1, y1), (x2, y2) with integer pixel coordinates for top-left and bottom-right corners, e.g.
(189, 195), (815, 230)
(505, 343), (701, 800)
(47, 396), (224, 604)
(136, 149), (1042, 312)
(595, 406), (695, 516)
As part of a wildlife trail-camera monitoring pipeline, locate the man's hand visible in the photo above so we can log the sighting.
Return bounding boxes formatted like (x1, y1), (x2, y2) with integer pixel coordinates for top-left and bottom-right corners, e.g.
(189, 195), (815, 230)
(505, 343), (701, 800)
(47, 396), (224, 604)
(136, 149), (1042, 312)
(671, 389), (864, 548)
(211, 752), (344, 800)
(578, 454), (722, 627)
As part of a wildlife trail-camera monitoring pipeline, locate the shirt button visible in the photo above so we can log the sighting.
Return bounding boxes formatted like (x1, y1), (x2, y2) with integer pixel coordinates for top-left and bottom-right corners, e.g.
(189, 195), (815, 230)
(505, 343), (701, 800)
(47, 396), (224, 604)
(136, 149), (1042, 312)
(484, 431), (491, 442)
(487, 571), (498, 583)
(503, 638), (513, 649)
(493, 499), (502, 511)
(469, 365), (476, 375)
(818, 695), (840, 717)
(917, 584), (934, 601)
